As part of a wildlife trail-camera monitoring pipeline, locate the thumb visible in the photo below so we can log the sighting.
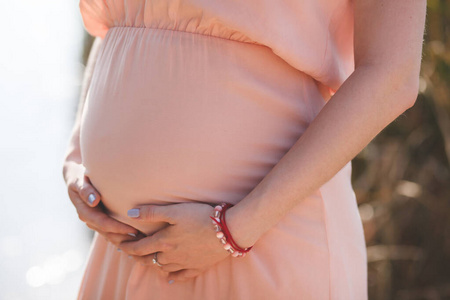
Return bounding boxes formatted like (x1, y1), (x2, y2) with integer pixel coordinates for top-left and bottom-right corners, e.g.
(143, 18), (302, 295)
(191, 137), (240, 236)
(77, 175), (101, 207)
(127, 205), (175, 224)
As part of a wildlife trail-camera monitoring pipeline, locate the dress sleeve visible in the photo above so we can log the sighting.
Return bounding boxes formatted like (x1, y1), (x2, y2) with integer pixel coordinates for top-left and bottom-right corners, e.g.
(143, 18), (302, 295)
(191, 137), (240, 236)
(267, 0), (354, 93)
(79, 0), (111, 39)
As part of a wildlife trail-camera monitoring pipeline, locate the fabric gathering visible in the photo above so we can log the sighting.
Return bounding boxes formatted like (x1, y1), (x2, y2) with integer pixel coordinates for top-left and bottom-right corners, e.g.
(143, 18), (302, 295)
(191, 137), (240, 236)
(71, 0), (368, 299)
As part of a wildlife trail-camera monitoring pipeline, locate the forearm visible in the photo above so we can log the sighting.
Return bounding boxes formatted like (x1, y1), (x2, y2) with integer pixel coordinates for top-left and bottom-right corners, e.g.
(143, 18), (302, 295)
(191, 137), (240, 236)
(227, 64), (419, 247)
(226, 0), (426, 249)
(62, 36), (103, 182)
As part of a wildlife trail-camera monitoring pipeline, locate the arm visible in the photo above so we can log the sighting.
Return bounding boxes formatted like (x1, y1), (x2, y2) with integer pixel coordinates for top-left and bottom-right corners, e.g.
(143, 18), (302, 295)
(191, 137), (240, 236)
(227, 0), (427, 247)
(117, 0), (427, 281)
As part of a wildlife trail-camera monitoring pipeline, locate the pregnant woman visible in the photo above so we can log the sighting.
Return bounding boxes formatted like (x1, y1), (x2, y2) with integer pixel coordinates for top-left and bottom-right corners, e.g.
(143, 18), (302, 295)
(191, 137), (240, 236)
(62, 0), (426, 299)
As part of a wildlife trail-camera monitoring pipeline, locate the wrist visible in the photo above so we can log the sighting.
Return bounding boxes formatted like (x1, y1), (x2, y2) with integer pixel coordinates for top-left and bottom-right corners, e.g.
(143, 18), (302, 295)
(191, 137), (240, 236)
(225, 204), (262, 249)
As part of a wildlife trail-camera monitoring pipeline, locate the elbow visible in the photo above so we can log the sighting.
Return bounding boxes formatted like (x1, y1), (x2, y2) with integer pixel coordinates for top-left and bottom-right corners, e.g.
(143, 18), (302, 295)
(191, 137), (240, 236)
(357, 58), (421, 113)
(382, 63), (421, 113)
(399, 74), (420, 110)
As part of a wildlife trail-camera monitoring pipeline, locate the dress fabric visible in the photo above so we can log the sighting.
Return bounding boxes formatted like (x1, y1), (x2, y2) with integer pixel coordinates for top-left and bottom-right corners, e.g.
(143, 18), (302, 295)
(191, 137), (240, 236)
(74, 0), (368, 299)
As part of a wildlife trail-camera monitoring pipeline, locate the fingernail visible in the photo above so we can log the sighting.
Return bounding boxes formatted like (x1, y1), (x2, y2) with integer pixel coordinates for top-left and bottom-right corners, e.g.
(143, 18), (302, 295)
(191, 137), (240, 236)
(117, 248), (121, 252)
(128, 255), (133, 259)
(88, 193), (96, 204)
(127, 208), (140, 218)
(168, 280), (174, 285)
(127, 233), (137, 237)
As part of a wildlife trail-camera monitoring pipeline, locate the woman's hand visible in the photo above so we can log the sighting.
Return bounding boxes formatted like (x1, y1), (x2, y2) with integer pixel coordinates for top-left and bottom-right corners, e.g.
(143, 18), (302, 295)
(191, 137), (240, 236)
(118, 203), (230, 282)
(63, 161), (142, 246)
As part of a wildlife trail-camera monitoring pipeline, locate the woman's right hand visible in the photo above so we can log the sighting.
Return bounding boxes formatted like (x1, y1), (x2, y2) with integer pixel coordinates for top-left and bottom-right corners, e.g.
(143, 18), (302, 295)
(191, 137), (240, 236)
(63, 161), (142, 246)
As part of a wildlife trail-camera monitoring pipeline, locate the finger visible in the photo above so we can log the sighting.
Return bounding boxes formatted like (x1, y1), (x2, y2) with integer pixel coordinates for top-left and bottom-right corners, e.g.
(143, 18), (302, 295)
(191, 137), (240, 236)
(127, 205), (176, 224)
(155, 251), (183, 272)
(168, 269), (201, 282)
(87, 225), (142, 252)
(104, 232), (140, 247)
(85, 209), (139, 236)
(85, 225), (117, 246)
(72, 174), (101, 207)
(128, 254), (154, 265)
(160, 263), (183, 273)
(87, 226), (126, 246)
(119, 231), (171, 256)
(130, 254), (164, 267)
(129, 253), (183, 272)
(70, 192), (140, 236)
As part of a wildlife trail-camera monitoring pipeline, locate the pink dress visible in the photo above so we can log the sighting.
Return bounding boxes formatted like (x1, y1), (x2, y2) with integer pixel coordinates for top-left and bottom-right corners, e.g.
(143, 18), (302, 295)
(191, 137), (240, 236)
(70, 0), (368, 298)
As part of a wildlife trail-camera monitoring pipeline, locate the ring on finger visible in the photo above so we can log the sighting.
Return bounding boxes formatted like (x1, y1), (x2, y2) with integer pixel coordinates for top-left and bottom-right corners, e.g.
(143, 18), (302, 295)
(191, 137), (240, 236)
(152, 252), (163, 267)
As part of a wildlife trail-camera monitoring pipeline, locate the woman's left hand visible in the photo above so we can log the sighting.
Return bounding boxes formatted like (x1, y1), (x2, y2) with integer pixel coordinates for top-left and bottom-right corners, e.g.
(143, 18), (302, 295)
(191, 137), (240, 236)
(118, 202), (230, 282)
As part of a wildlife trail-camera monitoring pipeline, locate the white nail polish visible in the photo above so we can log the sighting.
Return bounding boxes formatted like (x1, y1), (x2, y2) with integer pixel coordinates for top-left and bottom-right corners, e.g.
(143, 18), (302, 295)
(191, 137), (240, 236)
(127, 233), (136, 237)
(88, 193), (96, 204)
(168, 280), (174, 285)
(127, 208), (140, 218)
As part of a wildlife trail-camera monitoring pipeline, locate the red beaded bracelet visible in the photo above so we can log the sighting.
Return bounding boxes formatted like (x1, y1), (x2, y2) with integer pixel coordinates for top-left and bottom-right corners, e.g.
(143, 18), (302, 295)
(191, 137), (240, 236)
(210, 203), (253, 257)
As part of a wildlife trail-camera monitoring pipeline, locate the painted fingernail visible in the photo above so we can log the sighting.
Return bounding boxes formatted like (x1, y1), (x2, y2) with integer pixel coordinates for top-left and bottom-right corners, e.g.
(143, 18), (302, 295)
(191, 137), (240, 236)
(127, 208), (140, 218)
(168, 280), (174, 285)
(128, 255), (133, 259)
(88, 193), (96, 204)
(117, 248), (122, 252)
(127, 233), (137, 237)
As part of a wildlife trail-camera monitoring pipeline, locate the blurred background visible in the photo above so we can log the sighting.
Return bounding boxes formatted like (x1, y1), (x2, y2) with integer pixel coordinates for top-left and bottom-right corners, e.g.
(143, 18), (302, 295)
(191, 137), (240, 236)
(0, 0), (448, 299)
(0, 1), (92, 299)
(352, 1), (450, 299)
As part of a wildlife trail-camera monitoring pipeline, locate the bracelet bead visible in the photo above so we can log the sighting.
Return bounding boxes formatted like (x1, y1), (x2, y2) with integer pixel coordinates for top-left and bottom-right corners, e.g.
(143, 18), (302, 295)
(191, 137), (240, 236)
(210, 202), (253, 258)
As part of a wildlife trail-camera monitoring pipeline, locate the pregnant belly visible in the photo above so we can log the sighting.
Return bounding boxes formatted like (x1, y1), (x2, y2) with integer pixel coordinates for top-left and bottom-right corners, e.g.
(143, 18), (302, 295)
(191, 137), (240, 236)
(79, 26), (323, 236)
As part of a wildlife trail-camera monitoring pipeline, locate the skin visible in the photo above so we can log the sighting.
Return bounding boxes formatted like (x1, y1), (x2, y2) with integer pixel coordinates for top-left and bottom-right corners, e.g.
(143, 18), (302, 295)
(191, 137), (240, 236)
(63, 0), (427, 283)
